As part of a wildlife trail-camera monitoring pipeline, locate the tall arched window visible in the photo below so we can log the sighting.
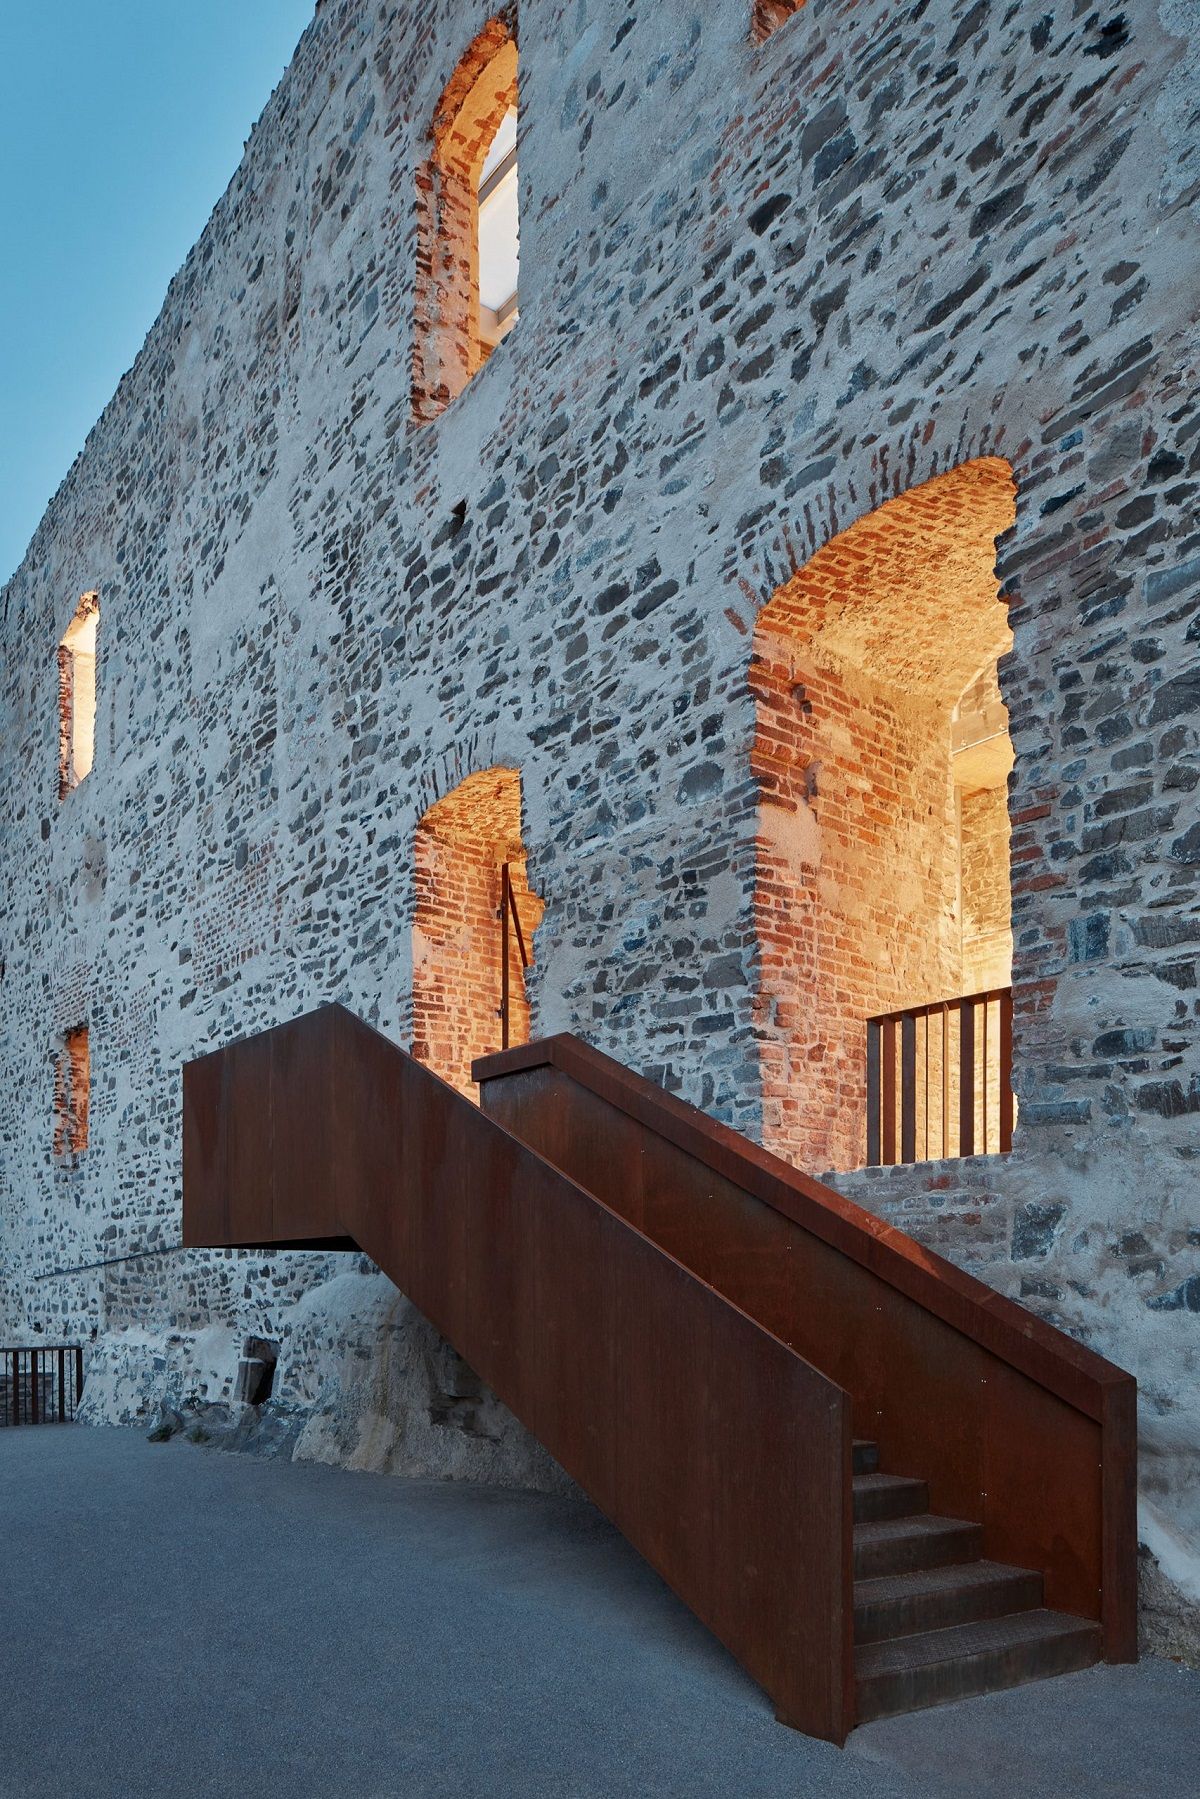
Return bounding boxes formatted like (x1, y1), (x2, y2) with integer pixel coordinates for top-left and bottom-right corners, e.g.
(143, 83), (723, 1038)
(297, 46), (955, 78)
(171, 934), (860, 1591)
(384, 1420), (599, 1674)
(750, 459), (1018, 1173)
(413, 15), (519, 422)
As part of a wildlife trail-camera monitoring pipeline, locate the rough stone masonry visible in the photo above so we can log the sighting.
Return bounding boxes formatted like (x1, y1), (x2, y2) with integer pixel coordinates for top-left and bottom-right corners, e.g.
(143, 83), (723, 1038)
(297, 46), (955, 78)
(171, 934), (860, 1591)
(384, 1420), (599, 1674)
(0, 0), (1197, 1657)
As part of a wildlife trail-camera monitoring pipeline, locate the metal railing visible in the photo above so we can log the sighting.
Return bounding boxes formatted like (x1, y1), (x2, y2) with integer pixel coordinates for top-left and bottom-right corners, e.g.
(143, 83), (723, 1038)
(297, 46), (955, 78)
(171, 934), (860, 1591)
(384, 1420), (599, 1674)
(0, 1346), (85, 1425)
(498, 861), (530, 1051)
(866, 988), (1013, 1166)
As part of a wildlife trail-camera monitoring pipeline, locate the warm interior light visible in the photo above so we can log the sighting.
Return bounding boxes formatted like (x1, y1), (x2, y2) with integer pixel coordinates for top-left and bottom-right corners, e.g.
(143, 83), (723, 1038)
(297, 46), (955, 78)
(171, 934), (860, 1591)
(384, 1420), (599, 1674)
(58, 594), (100, 796)
(751, 459), (1018, 1173)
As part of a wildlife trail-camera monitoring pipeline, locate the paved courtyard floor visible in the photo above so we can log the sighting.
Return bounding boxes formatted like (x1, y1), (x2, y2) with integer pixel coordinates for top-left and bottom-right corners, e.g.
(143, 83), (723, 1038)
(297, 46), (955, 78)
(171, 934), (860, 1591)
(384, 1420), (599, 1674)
(0, 1426), (1194, 1798)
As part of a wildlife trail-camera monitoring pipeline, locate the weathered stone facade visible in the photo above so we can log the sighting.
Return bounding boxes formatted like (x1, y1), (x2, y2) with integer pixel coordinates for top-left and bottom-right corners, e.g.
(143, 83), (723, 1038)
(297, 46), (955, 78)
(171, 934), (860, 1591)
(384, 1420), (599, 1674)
(1, 0), (1197, 1648)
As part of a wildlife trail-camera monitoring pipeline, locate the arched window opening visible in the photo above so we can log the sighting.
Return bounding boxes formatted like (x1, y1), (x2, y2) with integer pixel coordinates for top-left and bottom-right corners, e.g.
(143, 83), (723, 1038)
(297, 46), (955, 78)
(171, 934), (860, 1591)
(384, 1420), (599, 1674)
(750, 459), (1018, 1175)
(411, 767), (543, 1095)
(413, 18), (519, 422)
(58, 591), (100, 799)
(752, 0), (806, 43)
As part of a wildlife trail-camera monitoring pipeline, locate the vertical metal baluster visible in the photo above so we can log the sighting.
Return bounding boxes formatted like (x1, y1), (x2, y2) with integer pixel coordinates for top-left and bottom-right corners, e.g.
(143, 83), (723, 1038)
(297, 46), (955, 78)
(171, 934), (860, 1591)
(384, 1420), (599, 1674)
(1000, 988), (1014, 1152)
(866, 1019), (881, 1167)
(942, 1004), (949, 1160)
(881, 1017), (897, 1166)
(928, 1014), (935, 1165)
(901, 1012), (916, 1165)
(508, 878), (529, 970)
(982, 994), (990, 1155)
(58, 1347), (66, 1423)
(500, 862), (511, 1051)
(507, 872), (530, 1049)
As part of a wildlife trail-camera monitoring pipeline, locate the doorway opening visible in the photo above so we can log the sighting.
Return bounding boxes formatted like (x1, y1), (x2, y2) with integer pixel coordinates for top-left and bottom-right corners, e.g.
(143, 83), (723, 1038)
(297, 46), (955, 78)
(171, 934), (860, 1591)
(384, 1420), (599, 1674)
(750, 458), (1018, 1172)
(411, 767), (542, 1095)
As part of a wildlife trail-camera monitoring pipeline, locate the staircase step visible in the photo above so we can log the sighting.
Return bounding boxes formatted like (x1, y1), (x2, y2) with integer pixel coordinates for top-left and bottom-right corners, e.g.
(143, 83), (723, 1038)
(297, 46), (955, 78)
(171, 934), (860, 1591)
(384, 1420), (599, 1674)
(855, 1609), (1102, 1724)
(854, 1513), (983, 1581)
(854, 1559), (1044, 1645)
(852, 1438), (879, 1476)
(852, 1473), (929, 1524)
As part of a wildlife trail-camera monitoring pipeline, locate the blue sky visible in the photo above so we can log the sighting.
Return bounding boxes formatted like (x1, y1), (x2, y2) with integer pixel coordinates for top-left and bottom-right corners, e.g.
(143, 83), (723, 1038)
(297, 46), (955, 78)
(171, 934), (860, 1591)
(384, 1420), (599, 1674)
(0, 2), (315, 585)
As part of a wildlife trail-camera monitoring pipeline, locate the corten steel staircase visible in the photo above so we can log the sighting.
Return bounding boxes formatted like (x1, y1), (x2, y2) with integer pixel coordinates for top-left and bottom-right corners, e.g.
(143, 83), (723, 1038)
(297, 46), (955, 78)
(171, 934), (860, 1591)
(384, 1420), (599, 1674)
(182, 1005), (1136, 1742)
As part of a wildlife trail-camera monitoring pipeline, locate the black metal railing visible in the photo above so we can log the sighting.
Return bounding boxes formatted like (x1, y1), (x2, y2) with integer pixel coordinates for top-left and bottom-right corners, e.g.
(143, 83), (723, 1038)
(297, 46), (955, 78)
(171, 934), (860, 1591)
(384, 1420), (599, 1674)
(498, 861), (530, 1051)
(0, 1346), (85, 1425)
(866, 988), (1013, 1167)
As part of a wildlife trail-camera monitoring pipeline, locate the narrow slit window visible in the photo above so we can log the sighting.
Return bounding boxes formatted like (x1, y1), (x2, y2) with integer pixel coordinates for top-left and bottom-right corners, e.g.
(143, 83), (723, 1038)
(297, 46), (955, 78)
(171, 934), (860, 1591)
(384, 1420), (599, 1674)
(58, 592), (100, 799)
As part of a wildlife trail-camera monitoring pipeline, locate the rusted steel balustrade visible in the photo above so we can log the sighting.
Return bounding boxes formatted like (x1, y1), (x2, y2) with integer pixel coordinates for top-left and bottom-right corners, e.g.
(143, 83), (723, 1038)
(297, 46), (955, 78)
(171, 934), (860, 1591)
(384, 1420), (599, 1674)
(474, 1031), (1136, 1672)
(183, 1005), (855, 1742)
(866, 987), (1014, 1167)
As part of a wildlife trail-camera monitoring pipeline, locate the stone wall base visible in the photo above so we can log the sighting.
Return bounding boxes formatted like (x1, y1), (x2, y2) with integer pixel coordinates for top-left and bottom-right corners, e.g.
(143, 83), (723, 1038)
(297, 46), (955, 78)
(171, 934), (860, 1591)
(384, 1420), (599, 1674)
(75, 1262), (570, 1495)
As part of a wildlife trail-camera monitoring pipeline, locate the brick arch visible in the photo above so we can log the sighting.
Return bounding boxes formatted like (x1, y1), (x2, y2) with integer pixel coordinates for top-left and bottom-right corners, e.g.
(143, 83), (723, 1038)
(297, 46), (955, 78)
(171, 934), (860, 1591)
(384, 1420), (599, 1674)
(410, 765), (543, 1095)
(412, 11), (518, 422)
(752, 0), (806, 44)
(750, 457), (1018, 1174)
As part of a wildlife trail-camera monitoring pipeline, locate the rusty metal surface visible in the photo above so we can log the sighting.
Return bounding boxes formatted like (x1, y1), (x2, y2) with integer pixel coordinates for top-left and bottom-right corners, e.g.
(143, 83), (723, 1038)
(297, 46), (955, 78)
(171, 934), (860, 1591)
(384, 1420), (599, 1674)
(866, 988), (1014, 1167)
(474, 1035), (1138, 1665)
(183, 1004), (855, 1741)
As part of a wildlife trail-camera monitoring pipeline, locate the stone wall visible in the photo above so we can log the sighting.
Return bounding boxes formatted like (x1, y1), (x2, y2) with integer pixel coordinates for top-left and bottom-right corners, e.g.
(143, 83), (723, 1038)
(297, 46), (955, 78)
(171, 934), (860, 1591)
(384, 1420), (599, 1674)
(0, 0), (1197, 1648)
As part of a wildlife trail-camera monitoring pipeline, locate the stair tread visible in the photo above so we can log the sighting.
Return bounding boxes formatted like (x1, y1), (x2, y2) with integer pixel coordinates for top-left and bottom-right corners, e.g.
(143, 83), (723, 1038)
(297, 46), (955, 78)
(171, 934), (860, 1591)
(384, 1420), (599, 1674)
(855, 1512), (978, 1543)
(855, 1558), (1039, 1605)
(856, 1608), (1100, 1678)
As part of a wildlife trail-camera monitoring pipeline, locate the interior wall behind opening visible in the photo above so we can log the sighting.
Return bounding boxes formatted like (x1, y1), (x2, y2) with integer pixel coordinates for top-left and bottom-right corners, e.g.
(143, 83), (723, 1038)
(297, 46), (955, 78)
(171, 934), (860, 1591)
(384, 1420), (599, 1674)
(410, 767), (542, 1097)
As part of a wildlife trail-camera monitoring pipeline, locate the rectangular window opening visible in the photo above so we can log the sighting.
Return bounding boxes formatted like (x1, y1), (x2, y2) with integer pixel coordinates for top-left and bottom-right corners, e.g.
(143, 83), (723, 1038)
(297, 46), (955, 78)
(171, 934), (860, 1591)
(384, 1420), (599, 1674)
(58, 593), (100, 799)
(54, 1026), (90, 1158)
